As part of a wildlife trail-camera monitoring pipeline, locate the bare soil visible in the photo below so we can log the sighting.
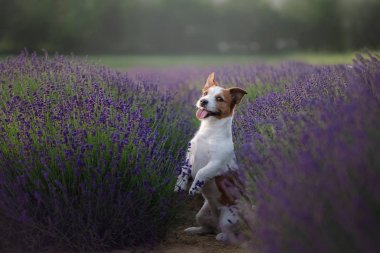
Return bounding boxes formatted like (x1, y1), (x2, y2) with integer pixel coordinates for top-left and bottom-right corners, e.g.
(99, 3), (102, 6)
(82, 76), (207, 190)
(152, 224), (246, 253)
(112, 196), (246, 253)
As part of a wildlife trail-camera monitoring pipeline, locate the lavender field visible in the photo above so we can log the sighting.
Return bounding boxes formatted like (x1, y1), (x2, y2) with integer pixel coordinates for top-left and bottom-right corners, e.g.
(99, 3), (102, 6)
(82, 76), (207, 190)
(0, 52), (379, 253)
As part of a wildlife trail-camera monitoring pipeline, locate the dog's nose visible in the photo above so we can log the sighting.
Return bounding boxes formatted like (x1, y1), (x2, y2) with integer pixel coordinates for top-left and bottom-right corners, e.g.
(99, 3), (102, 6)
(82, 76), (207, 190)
(200, 99), (208, 107)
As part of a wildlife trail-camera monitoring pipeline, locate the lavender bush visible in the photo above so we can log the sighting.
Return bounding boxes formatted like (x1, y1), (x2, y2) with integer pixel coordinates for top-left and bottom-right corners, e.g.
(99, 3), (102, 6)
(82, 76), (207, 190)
(1, 51), (378, 253)
(131, 56), (380, 253)
(0, 52), (193, 251)
(231, 55), (380, 253)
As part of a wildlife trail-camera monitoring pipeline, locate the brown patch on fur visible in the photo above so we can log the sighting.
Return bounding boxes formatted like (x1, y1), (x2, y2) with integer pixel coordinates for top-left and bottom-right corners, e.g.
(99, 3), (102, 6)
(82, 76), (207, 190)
(228, 87), (247, 105)
(213, 90), (235, 119)
(200, 72), (247, 119)
(202, 72), (218, 93)
(214, 88), (247, 119)
(215, 173), (238, 206)
(215, 171), (249, 206)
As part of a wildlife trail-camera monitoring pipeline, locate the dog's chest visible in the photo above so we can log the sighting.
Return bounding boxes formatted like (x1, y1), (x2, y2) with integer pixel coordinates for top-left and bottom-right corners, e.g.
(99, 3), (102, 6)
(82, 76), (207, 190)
(188, 137), (210, 178)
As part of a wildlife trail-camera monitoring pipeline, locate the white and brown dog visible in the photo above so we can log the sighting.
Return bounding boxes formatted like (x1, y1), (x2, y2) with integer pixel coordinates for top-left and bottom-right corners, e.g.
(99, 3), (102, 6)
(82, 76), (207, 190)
(175, 72), (247, 241)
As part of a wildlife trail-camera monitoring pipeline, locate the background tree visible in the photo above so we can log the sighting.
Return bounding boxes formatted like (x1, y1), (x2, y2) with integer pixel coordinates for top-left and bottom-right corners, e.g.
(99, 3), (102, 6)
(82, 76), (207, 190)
(0, 0), (379, 54)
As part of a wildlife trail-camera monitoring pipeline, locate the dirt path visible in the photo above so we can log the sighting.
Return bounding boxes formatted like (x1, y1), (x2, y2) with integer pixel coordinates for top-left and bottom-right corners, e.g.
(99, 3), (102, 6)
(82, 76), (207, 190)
(111, 197), (246, 253)
(153, 224), (246, 253)
(135, 197), (245, 253)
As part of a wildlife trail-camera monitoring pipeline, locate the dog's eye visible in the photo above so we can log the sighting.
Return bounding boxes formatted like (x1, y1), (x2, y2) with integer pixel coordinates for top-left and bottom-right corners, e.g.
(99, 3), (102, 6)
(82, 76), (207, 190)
(216, 97), (224, 102)
(203, 92), (208, 96)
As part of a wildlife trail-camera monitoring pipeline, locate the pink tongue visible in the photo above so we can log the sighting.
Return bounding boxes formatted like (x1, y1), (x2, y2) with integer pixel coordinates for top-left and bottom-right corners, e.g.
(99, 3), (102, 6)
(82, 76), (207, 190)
(196, 109), (208, 119)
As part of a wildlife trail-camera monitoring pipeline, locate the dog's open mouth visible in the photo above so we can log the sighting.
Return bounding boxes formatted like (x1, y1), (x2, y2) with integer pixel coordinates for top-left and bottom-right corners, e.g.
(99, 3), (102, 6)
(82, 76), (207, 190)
(196, 108), (220, 119)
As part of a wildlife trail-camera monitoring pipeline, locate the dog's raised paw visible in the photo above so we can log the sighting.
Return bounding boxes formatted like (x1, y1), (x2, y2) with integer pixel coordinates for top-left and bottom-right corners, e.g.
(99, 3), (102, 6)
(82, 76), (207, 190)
(174, 182), (186, 192)
(174, 175), (189, 192)
(189, 187), (200, 196)
(189, 179), (204, 195)
(174, 185), (184, 193)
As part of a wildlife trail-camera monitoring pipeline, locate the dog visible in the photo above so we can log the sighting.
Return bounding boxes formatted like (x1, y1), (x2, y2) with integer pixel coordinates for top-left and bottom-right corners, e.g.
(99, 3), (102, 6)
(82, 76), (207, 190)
(174, 72), (247, 241)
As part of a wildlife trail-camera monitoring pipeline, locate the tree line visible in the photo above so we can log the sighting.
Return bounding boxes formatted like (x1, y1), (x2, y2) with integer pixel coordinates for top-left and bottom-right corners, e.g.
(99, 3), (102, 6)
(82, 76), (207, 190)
(0, 0), (379, 54)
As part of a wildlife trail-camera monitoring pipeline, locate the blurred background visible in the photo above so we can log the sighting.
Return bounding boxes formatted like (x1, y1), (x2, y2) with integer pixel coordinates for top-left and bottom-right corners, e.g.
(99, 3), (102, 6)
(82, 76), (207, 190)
(1, 0), (379, 67)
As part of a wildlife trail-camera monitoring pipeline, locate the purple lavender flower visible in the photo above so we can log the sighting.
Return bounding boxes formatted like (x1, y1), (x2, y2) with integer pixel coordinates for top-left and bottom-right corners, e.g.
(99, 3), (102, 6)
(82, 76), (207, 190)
(228, 54), (380, 253)
(0, 51), (192, 251)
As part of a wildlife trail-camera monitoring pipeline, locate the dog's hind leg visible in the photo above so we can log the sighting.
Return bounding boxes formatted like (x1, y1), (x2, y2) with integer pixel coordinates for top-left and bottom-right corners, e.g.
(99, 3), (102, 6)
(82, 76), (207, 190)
(184, 201), (217, 235)
(215, 206), (239, 241)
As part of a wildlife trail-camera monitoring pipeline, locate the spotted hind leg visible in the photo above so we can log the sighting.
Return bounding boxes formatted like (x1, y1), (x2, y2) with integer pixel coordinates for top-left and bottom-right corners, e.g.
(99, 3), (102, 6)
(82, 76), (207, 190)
(216, 206), (239, 241)
(184, 201), (218, 235)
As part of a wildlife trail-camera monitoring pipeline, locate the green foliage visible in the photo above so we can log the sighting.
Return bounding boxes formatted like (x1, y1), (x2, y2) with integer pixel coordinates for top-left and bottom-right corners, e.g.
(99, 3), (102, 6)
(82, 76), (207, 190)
(244, 81), (285, 100)
(0, 0), (379, 54)
(86, 52), (362, 70)
(0, 53), (193, 251)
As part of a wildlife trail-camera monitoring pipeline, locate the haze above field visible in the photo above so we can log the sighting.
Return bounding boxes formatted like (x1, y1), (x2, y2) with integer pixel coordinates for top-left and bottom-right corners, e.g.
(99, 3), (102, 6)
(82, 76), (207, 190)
(86, 52), (363, 70)
(1, 0), (379, 56)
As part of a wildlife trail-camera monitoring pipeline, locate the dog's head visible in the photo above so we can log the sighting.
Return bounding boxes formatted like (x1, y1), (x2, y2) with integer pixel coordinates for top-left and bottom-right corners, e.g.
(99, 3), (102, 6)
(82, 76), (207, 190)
(196, 72), (247, 120)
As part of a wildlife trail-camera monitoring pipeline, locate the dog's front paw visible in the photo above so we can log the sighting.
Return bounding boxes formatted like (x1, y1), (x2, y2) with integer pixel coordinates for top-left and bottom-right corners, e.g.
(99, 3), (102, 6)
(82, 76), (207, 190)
(174, 176), (189, 192)
(189, 179), (204, 195)
(189, 187), (199, 196)
(174, 182), (187, 193)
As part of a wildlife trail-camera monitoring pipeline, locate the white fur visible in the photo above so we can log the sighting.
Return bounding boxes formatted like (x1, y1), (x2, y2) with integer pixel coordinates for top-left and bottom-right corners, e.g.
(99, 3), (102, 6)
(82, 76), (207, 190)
(175, 86), (240, 241)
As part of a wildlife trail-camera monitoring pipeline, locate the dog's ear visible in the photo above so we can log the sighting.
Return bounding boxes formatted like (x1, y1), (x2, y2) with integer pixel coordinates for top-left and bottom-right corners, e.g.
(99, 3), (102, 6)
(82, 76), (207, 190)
(228, 87), (247, 104)
(203, 72), (218, 93)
